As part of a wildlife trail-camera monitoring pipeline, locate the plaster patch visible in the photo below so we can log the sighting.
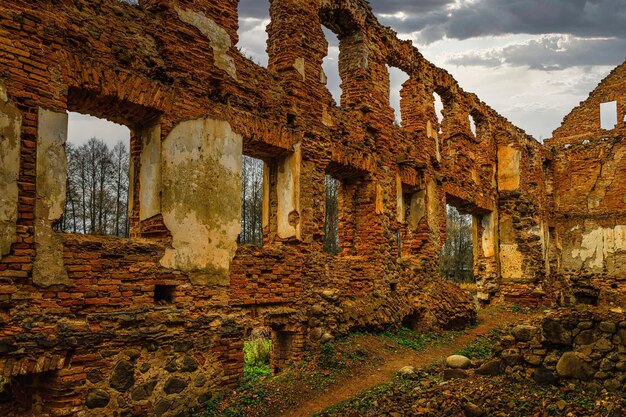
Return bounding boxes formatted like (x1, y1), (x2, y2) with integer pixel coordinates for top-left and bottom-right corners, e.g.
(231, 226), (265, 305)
(138, 123), (162, 221)
(481, 212), (495, 258)
(567, 225), (626, 273)
(497, 144), (521, 191)
(407, 191), (425, 231)
(427, 180), (440, 242)
(161, 118), (242, 283)
(499, 243), (525, 281)
(277, 142), (301, 239)
(0, 85), (21, 259)
(33, 108), (70, 287)
(175, 8), (237, 80)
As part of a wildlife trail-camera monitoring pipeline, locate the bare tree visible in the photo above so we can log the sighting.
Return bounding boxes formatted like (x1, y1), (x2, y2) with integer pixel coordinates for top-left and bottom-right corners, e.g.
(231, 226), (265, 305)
(56, 138), (129, 237)
(440, 205), (474, 282)
(239, 155), (264, 245)
(323, 174), (340, 254)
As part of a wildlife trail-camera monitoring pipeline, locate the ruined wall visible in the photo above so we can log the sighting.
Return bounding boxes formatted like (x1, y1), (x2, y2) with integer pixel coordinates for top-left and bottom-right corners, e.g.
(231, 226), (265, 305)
(489, 308), (625, 392)
(0, 0), (609, 415)
(547, 61), (626, 306)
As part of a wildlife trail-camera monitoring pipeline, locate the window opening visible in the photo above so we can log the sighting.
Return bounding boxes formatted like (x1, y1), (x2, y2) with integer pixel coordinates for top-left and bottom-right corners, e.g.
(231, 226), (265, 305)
(237, 0), (270, 66)
(600, 101), (617, 130)
(322, 26), (342, 105)
(387, 66), (410, 126)
(433, 92), (444, 133)
(56, 112), (130, 237)
(469, 114), (477, 137)
(323, 174), (340, 254)
(244, 327), (272, 379)
(240, 155), (265, 245)
(440, 205), (474, 283)
(154, 285), (175, 304)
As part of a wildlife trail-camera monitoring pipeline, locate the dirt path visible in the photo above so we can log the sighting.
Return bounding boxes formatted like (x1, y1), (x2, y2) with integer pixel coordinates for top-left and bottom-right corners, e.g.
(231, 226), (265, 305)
(280, 308), (533, 417)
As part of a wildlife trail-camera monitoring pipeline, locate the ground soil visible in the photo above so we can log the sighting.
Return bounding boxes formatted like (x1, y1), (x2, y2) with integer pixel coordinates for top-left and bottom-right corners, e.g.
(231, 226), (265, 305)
(279, 307), (534, 417)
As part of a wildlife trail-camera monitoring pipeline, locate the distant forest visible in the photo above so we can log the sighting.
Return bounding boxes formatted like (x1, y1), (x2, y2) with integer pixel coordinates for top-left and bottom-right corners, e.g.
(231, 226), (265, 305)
(55, 137), (130, 237)
(440, 205), (474, 283)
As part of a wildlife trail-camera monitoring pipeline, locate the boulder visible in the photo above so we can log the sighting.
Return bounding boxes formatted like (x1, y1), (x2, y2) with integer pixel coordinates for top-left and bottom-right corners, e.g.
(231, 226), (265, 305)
(446, 355), (472, 369)
(511, 325), (537, 342)
(542, 319), (572, 345)
(556, 352), (594, 380)
(475, 359), (503, 376)
(398, 366), (415, 375)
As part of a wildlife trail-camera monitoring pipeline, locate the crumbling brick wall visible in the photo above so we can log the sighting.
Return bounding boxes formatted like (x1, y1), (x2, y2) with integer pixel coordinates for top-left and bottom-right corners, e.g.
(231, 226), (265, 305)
(546, 61), (626, 307)
(0, 0), (622, 415)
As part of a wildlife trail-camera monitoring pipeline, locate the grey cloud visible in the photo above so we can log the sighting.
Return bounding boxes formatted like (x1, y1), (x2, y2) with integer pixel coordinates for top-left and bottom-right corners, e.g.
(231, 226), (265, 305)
(447, 36), (626, 70)
(370, 0), (626, 41)
(237, 0), (271, 19)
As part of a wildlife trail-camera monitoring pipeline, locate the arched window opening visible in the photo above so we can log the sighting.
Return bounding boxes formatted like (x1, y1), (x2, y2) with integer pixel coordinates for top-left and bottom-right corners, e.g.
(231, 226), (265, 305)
(387, 65), (410, 126)
(321, 26), (342, 105)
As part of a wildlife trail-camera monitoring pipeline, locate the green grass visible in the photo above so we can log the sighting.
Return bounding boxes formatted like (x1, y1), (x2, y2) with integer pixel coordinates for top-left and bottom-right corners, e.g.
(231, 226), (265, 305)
(380, 327), (458, 352)
(243, 337), (272, 380)
(455, 336), (494, 359)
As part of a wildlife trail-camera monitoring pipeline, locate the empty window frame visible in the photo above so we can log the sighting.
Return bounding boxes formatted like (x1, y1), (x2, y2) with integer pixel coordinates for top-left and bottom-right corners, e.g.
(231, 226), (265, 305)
(600, 101), (618, 130)
(321, 26), (342, 105)
(240, 155), (266, 245)
(323, 174), (340, 254)
(387, 66), (410, 126)
(469, 114), (477, 137)
(440, 204), (474, 283)
(237, 0), (270, 66)
(57, 112), (131, 237)
(433, 92), (444, 133)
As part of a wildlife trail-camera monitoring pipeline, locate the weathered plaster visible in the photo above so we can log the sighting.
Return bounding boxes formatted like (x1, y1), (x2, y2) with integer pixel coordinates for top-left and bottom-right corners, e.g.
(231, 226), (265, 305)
(481, 212), (496, 258)
(427, 180), (440, 242)
(0, 83), (21, 260)
(277, 142), (302, 239)
(497, 144), (521, 191)
(564, 224), (626, 274)
(138, 123), (162, 221)
(499, 214), (526, 282)
(33, 108), (70, 287)
(160, 118), (242, 285)
(407, 191), (426, 231)
(175, 8), (237, 80)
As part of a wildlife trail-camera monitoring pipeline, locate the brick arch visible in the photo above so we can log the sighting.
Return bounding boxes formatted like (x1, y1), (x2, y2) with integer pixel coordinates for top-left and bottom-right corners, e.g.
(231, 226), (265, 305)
(59, 53), (174, 127)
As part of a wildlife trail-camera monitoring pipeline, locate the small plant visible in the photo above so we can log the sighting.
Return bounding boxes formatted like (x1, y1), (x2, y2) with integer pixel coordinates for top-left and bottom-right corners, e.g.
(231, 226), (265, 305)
(381, 327), (441, 351)
(243, 329), (272, 381)
(455, 336), (494, 359)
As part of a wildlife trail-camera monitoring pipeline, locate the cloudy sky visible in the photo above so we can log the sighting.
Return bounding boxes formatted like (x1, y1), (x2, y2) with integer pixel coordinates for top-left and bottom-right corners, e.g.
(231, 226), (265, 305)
(237, 0), (625, 141)
(70, 0), (625, 145)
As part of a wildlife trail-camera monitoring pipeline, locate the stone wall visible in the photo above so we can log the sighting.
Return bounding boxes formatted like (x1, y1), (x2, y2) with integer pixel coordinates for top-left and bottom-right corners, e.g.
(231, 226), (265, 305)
(0, 0), (623, 415)
(487, 308), (626, 392)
